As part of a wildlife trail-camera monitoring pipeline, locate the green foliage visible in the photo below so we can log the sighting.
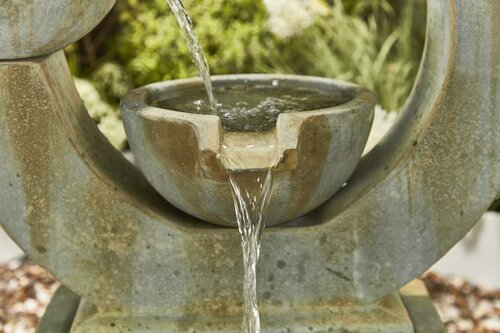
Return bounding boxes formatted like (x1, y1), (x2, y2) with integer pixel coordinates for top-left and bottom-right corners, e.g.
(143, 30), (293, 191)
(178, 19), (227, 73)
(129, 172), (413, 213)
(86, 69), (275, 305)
(74, 78), (127, 150)
(336, 0), (394, 17)
(91, 62), (133, 105)
(268, 0), (426, 111)
(66, 0), (426, 112)
(116, 0), (274, 88)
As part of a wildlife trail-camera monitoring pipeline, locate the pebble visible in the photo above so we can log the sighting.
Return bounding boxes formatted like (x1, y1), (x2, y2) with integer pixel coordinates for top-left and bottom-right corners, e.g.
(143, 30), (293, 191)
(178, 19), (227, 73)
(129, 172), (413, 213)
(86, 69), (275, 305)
(422, 272), (500, 332)
(0, 258), (59, 333)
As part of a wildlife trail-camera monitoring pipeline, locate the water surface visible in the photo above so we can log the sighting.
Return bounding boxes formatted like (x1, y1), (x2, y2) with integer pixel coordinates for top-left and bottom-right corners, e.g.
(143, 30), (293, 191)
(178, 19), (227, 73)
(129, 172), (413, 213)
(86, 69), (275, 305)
(153, 84), (342, 132)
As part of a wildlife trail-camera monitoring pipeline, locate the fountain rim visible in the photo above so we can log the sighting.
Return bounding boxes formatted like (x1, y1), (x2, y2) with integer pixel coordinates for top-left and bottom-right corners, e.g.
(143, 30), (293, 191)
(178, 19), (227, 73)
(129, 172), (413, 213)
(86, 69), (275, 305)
(121, 74), (375, 134)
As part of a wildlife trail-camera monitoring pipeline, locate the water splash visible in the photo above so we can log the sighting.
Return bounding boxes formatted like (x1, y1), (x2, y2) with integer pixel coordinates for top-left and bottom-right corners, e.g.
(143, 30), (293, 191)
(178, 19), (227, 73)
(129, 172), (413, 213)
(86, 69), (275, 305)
(228, 169), (274, 333)
(166, 0), (218, 110)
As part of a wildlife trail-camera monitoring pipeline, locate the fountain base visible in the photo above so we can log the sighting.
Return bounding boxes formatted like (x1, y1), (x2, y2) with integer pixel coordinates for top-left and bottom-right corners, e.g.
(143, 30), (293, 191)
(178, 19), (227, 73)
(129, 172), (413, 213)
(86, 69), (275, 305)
(37, 281), (444, 333)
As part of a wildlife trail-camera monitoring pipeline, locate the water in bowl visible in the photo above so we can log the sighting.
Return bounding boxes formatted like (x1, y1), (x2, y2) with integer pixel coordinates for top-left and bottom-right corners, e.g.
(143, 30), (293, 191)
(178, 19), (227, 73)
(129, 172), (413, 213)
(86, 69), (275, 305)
(153, 83), (343, 132)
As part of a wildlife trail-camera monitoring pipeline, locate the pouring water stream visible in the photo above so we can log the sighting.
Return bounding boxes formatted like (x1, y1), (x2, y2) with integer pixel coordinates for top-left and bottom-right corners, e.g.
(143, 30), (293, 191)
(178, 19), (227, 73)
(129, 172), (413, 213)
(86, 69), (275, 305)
(167, 0), (218, 111)
(166, 1), (274, 331)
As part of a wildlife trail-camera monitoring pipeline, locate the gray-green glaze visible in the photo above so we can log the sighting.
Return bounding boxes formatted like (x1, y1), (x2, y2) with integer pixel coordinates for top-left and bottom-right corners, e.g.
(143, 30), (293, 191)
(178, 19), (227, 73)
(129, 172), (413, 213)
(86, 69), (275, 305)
(0, 0), (499, 332)
(0, 0), (116, 60)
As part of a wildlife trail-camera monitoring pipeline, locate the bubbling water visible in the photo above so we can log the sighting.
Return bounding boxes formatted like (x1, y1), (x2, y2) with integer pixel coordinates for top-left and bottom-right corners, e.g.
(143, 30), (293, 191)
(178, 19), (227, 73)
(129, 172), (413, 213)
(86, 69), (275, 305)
(153, 84), (342, 132)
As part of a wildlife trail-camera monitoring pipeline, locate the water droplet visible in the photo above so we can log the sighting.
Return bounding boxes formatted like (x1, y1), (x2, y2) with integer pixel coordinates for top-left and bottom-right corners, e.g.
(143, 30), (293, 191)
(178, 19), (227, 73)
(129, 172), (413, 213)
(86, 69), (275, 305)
(193, 99), (205, 108)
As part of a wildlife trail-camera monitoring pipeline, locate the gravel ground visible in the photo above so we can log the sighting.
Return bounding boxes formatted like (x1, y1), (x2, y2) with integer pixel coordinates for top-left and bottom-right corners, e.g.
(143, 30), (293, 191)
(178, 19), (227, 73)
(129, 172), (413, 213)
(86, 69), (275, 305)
(0, 259), (59, 333)
(0, 259), (499, 333)
(422, 273), (500, 333)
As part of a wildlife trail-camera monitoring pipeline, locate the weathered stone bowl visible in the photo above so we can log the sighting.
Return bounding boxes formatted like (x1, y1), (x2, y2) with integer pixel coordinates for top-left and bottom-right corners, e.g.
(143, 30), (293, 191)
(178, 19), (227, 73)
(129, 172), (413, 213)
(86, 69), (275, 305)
(121, 74), (375, 226)
(0, 0), (116, 60)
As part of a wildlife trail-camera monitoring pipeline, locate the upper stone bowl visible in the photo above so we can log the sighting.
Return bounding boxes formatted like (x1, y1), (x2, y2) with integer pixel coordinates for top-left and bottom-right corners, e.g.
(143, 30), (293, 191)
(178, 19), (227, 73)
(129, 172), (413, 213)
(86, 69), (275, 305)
(0, 0), (116, 60)
(121, 74), (375, 227)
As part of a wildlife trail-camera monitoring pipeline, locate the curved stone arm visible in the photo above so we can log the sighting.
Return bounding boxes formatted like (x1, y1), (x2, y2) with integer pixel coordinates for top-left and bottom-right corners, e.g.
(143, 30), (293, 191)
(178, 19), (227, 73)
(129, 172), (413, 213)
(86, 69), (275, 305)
(0, 0), (498, 317)
(308, 0), (500, 302)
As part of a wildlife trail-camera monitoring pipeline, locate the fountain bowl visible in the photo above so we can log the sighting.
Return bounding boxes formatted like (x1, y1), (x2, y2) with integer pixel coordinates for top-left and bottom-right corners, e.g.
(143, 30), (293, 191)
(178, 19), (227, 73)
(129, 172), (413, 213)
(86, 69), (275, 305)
(121, 74), (375, 227)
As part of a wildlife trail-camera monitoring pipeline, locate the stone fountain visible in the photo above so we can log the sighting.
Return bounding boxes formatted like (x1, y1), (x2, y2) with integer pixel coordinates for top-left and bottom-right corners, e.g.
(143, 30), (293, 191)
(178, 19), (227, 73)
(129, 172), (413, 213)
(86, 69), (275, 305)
(0, 1), (499, 332)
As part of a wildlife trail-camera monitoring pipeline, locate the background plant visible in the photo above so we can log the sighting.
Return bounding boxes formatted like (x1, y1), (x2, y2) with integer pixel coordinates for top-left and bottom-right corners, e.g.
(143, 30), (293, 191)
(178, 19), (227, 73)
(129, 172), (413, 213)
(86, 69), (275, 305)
(269, 0), (426, 111)
(66, 0), (426, 112)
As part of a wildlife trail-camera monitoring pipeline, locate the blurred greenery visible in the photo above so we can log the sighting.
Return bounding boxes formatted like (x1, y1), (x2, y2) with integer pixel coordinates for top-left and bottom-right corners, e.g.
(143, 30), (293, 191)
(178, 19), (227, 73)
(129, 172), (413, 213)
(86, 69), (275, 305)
(67, 0), (274, 96)
(269, 0), (426, 111)
(116, 0), (274, 87)
(67, 0), (426, 111)
(65, 0), (275, 153)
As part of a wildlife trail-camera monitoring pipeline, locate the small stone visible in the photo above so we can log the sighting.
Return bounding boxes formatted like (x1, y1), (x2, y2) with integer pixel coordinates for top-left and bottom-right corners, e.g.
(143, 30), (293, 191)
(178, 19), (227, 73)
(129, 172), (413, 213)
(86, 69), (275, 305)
(480, 317), (500, 330)
(0, 258), (59, 332)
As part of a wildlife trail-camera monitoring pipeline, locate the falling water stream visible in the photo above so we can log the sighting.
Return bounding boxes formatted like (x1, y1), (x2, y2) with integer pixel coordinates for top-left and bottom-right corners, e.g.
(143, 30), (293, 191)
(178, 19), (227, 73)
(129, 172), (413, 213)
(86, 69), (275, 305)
(166, 1), (271, 331)
(228, 169), (274, 333)
(166, 0), (218, 110)
(165, 2), (338, 332)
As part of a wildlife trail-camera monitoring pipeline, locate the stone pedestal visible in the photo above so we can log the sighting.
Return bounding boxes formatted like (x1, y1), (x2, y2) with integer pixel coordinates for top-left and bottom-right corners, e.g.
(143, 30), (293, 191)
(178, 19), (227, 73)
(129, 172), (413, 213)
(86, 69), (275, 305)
(37, 281), (445, 333)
